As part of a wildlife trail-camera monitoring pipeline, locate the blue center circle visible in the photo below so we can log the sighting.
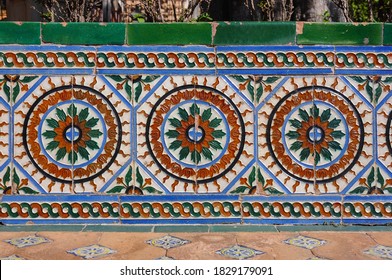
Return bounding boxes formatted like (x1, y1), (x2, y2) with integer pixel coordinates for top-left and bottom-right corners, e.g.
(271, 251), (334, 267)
(187, 126), (204, 142)
(65, 126), (81, 142)
(308, 126), (324, 143)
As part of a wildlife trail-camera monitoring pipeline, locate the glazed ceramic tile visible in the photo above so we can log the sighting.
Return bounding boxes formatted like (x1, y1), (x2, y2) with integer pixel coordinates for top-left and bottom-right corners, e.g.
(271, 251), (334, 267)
(4, 235), (51, 248)
(193, 76), (254, 193)
(347, 166), (392, 195)
(342, 196), (392, 222)
(215, 244), (265, 260)
(0, 255), (26, 260)
(137, 76), (197, 193)
(258, 77), (317, 194)
(313, 77), (373, 194)
(363, 245), (392, 259)
(67, 244), (117, 259)
(0, 75), (11, 188)
(146, 235), (190, 249)
(284, 236), (327, 250)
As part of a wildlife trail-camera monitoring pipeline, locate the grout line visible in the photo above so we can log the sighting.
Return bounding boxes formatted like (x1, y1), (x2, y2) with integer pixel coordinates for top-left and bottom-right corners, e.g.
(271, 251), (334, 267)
(365, 232), (379, 245)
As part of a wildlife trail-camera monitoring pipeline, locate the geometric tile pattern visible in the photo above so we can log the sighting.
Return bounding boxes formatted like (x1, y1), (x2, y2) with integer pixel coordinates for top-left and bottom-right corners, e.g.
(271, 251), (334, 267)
(3, 235), (51, 248)
(364, 245), (392, 259)
(146, 235), (190, 249)
(0, 44), (392, 225)
(216, 244), (265, 260)
(67, 244), (117, 259)
(284, 236), (327, 250)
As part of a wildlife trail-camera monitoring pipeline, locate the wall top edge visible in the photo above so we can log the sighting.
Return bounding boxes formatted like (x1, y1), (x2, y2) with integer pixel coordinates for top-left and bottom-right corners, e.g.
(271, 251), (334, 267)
(0, 21), (390, 46)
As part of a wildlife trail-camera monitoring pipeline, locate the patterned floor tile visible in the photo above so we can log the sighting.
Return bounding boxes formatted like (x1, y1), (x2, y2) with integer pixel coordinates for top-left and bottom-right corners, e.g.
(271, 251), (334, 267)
(67, 244), (117, 259)
(364, 245), (392, 259)
(284, 236), (327, 249)
(216, 244), (265, 260)
(4, 235), (51, 248)
(0, 255), (26, 260)
(146, 235), (190, 249)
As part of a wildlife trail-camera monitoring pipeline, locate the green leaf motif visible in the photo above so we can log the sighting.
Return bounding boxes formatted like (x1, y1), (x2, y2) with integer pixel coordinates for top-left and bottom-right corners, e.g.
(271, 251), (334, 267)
(289, 119), (302, 129)
(209, 140), (223, 150)
(350, 76), (366, 83)
(12, 83), (20, 102)
(46, 141), (59, 151)
(256, 85), (263, 103)
(125, 166), (132, 186)
(230, 186), (248, 194)
(86, 117), (99, 128)
(179, 147), (190, 160)
(265, 187), (284, 195)
(56, 108), (67, 121)
(211, 130), (226, 139)
(169, 118), (181, 128)
(321, 147), (332, 161)
(88, 129), (103, 138)
(377, 168), (384, 188)
(42, 131), (57, 139)
(315, 152), (321, 165)
(257, 168), (265, 186)
(56, 147), (67, 160)
(19, 187), (39, 195)
(78, 146), (90, 160)
(20, 76), (38, 83)
(189, 104), (200, 116)
(247, 82), (255, 100)
(384, 187), (392, 194)
(169, 140), (182, 150)
(136, 167), (144, 188)
(331, 131), (345, 139)
(143, 75), (160, 83)
(231, 75), (247, 82)
(300, 148), (311, 161)
(178, 108), (189, 121)
(264, 77), (280, 84)
(13, 169), (20, 186)
(202, 147), (213, 160)
(310, 106), (319, 118)
(298, 108), (309, 122)
(202, 108), (212, 122)
(367, 167), (375, 187)
(67, 104), (77, 117)
(165, 130), (179, 138)
(124, 81), (132, 100)
(79, 108), (89, 122)
(209, 118), (222, 128)
(328, 141), (342, 151)
(290, 141), (302, 151)
(374, 85), (382, 103)
(86, 140), (99, 150)
(143, 186), (163, 194)
(349, 186), (368, 194)
(3, 82), (10, 101)
(107, 185), (125, 194)
(248, 167), (256, 186)
(286, 131), (300, 139)
(365, 82), (373, 102)
(46, 118), (59, 128)
(328, 118), (341, 129)
(68, 151), (78, 164)
(3, 166), (10, 186)
(108, 75), (125, 82)
(191, 151), (201, 164)
(321, 108), (331, 122)
(134, 82), (143, 102)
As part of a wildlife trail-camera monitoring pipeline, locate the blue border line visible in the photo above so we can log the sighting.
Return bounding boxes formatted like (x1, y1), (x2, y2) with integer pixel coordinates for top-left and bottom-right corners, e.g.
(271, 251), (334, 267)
(342, 219), (392, 225)
(120, 218), (242, 225)
(242, 219), (342, 225)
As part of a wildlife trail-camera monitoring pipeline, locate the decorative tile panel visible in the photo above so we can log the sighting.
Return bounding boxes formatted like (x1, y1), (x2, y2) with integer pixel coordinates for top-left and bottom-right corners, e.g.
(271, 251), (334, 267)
(4, 235), (51, 248)
(146, 235), (190, 249)
(67, 244), (117, 259)
(216, 244), (265, 259)
(1, 25), (392, 225)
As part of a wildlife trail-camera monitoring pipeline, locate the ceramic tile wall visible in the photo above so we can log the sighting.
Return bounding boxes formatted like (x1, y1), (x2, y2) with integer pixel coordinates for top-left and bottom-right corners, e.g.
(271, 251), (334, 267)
(0, 22), (392, 225)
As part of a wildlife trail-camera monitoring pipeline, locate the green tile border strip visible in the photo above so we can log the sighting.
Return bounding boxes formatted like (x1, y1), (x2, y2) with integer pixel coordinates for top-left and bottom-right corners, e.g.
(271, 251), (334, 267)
(0, 21), (390, 46)
(296, 22), (383, 45)
(0, 225), (391, 232)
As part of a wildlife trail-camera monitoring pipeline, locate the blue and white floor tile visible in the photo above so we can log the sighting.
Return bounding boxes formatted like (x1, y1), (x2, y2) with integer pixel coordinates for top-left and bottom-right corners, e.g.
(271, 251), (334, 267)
(67, 244), (117, 259)
(364, 245), (392, 259)
(146, 235), (191, 249)
(216, 244), (265, 260)
(3, 235), (51, 248)
(284, 236), (327, 250)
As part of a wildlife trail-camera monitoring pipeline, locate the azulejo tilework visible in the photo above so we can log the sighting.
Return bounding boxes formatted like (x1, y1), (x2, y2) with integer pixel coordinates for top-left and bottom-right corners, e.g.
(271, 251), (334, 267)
(67, 244), (117, 259)
(0, 43), (392, 225)
(146, 235), (190, 249)
(216, 245), (265, 260)
(284, 236), (327, 250)
(363, 245), (392, 259)
(4, 235), (51, 248)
